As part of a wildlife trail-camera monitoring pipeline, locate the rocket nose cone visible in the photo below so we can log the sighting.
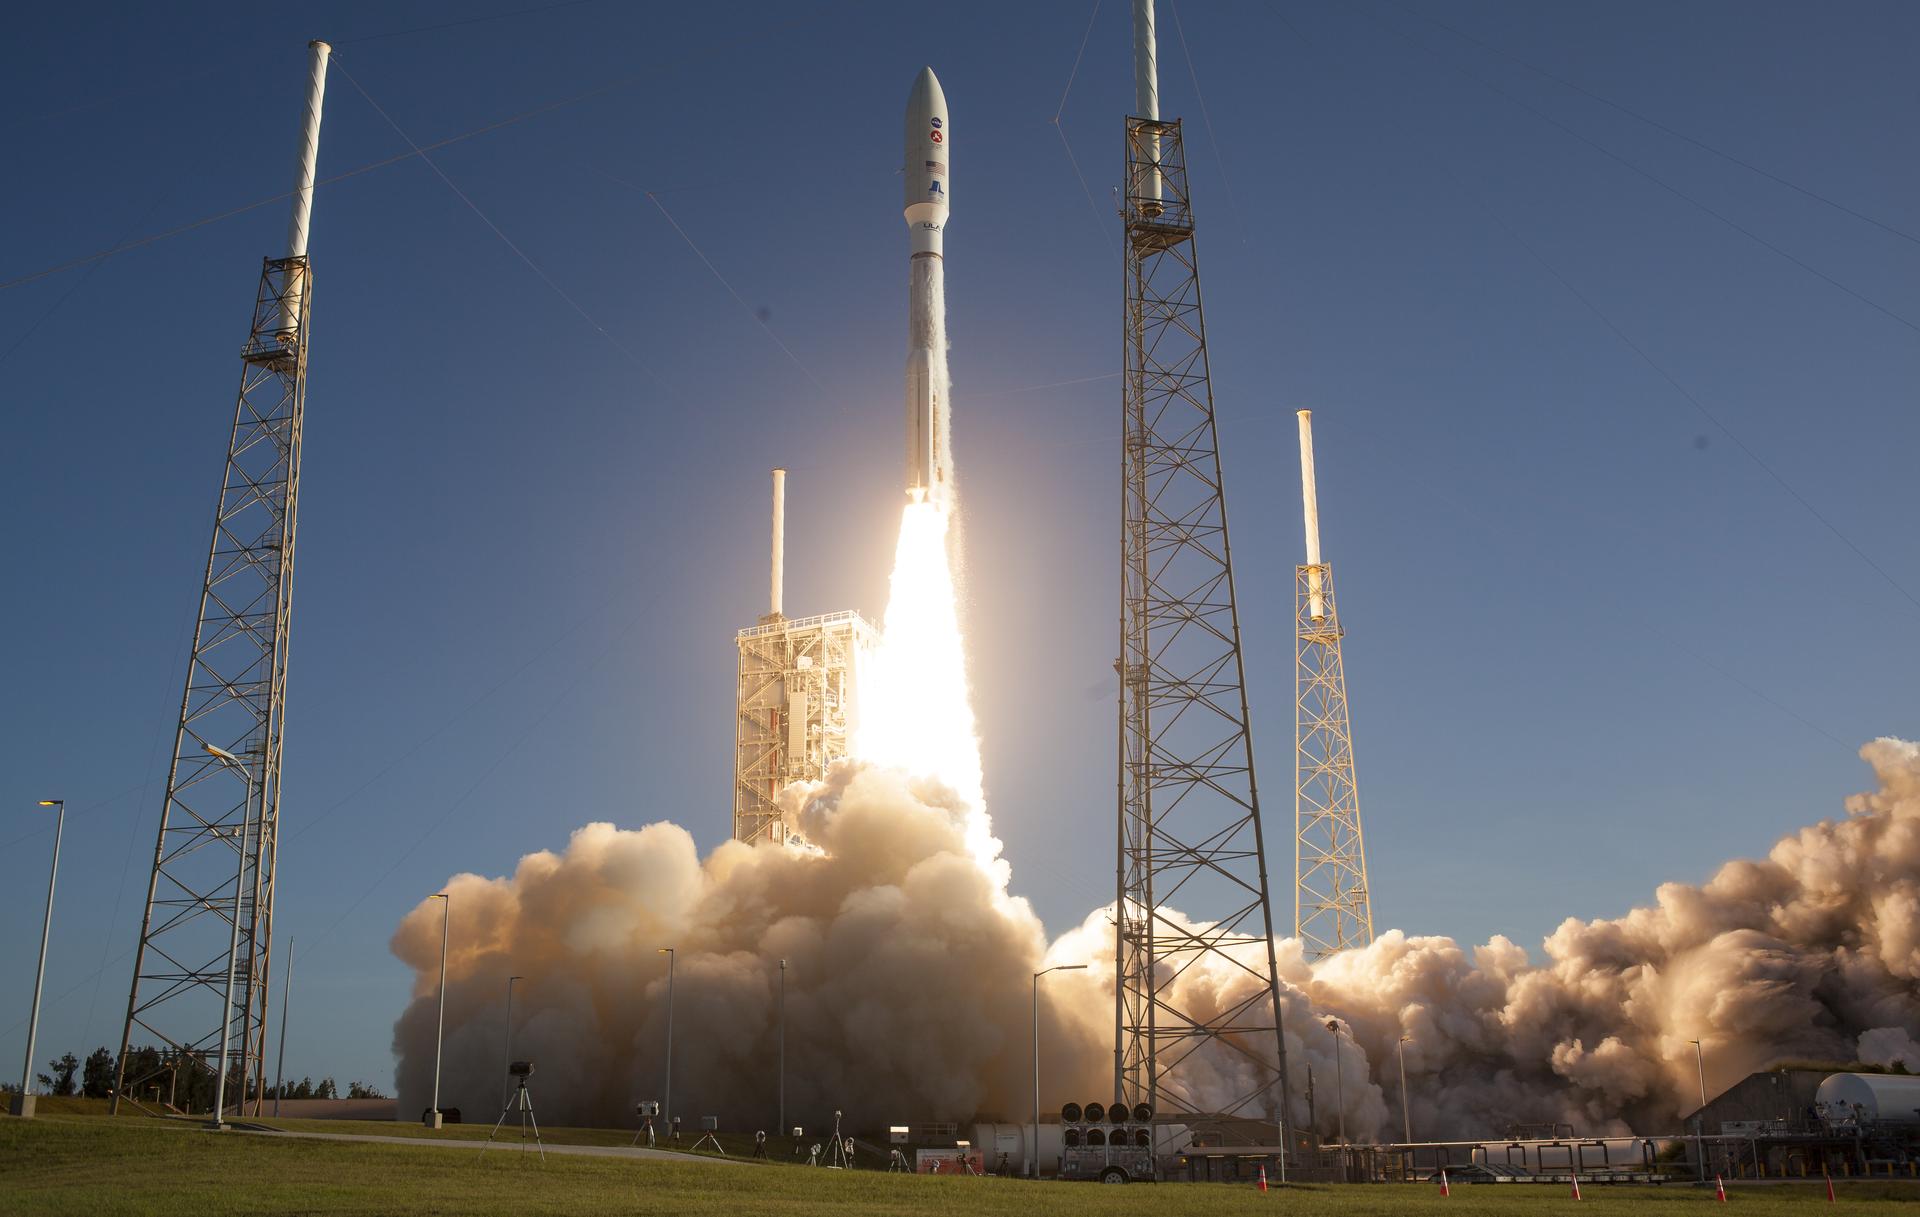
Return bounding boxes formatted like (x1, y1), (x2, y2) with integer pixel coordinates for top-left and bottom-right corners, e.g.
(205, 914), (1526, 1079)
(905, 65), (949, 219)
(906, 66), (947, 119)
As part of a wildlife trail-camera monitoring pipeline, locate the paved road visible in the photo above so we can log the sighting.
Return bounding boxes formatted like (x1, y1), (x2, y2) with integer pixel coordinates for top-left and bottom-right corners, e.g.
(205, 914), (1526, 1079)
(234, 1125), (748, 1165)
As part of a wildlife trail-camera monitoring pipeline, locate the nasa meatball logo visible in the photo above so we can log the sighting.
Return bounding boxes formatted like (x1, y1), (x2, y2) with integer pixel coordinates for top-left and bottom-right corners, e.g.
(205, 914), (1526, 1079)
(930, 115), (944, 142)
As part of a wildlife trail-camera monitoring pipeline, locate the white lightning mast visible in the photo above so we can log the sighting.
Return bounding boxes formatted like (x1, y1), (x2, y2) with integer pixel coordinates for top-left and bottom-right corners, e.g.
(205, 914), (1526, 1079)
(1293, 410), (1374, 959)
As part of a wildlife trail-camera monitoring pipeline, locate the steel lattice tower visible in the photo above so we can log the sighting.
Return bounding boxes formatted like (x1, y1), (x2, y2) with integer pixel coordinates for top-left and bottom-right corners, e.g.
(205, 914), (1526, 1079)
(1292, 410), (1374, 959)
(113, 41), (329, 1116)
(1113, 108), (1293, 1139)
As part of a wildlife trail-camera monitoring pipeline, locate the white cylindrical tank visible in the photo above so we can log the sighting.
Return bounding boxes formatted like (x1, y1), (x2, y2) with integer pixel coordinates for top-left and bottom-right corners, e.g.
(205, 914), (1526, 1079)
(972, 1122), (1065, 1176)
(1816, 1073), (1920, 1125)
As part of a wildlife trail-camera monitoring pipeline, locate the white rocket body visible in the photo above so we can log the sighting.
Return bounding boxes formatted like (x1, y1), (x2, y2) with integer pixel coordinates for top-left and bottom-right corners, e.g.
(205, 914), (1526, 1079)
(903, 67), (950, 503)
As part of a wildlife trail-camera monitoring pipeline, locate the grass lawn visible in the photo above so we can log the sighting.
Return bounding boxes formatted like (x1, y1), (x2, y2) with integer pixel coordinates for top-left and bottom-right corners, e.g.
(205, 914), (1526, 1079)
(2, 1115), (1914, 1216)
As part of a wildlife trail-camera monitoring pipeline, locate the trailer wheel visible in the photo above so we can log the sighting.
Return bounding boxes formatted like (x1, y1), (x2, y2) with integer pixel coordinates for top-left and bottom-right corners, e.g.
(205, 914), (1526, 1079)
(1099, 1168), (1129, 1185)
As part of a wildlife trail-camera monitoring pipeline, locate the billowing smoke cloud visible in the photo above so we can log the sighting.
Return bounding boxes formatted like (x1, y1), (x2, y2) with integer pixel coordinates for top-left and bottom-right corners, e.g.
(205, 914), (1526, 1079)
(389, 763), (1104, 1129)
(394, 739), (1920, 1140)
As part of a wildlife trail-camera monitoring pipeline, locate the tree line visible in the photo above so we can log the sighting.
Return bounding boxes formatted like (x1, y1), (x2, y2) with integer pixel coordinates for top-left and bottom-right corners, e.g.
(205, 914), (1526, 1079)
(0, 1046), (385, 1109)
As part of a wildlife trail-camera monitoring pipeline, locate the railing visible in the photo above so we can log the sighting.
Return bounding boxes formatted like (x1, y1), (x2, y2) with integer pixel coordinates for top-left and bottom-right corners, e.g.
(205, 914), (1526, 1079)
(737, 609), (877, 640)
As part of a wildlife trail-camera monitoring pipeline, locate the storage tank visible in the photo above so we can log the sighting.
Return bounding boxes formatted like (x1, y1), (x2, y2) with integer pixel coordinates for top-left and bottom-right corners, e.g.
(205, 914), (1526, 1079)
(1815, 1073), (1920, 1125)
(972, 1122), (1066, 1175)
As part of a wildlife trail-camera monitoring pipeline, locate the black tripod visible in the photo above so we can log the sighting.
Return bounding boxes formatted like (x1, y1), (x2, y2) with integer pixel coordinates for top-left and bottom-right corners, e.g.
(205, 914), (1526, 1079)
(484, 1077), (546, 1163)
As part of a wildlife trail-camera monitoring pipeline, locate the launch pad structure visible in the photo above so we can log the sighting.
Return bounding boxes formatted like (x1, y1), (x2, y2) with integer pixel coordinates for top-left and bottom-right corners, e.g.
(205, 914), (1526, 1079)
(1112, 0), (1293, 1152)
(733, 470), (877, 844)
(113, 41), (330, 1117)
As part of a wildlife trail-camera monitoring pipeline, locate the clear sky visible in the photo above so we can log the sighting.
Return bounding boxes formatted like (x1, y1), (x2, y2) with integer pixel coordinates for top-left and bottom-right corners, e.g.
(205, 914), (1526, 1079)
(4, 0), (1915, 1093)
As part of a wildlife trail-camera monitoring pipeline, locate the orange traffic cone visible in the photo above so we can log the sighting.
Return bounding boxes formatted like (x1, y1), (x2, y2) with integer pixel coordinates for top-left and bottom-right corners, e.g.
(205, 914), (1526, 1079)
(1570, 1172), (1583, 1201)
(1716, 1175), (1728, 1202)
(1257, 1163), (1269, 1192)
(1439, 1170), (1451, 1197)
(1825, 1170), (1835, 1202)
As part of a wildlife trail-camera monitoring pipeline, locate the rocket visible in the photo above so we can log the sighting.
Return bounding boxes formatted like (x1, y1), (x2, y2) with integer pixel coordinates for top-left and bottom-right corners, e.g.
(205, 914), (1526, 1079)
(903, 67), (949, 503)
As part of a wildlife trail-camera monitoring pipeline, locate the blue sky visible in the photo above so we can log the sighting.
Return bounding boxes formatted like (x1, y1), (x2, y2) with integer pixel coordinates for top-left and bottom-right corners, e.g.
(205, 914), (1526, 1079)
(3, 0), (1915, 1092)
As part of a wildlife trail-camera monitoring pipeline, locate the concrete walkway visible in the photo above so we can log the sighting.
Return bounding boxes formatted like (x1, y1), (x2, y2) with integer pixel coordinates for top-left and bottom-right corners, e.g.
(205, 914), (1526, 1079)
(233, 1125), (748, 1165)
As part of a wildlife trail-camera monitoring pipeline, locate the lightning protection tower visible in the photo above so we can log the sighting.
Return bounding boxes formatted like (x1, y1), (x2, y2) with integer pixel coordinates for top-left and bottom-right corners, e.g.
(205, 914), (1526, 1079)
(1114, 0), (1293, 1149)
(113, 41), (331, 1116)
(1293, 410), (1373, 958)
(733, 469), (877, 844)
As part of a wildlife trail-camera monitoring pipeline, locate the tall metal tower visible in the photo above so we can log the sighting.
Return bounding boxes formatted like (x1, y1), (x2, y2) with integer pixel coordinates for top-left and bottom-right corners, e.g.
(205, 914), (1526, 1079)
(1113, 0), (1293, 1144)
(1292, 410), (1373, 958)
(113, 41), (331, 1116)
(733, 469), (876, 844)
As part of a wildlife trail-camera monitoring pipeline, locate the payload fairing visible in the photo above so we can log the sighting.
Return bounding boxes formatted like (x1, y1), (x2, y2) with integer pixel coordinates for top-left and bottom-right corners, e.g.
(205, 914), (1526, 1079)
(903, 67), (950, 504)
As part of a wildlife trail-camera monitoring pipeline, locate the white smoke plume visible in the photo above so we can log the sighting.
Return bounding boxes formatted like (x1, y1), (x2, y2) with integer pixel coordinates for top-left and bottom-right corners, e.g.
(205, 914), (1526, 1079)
(389, 762), (1102, 1128)
(393, 739), (1920, 1139)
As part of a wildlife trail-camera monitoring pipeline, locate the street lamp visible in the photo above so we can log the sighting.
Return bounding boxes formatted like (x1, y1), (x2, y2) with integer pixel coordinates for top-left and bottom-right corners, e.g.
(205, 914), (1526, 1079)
(1396, 1034), (1413, 1144)
(1032, 964), (1088, 1178)
(501, 975), (522, 1112)
(10, 799), (64, 1120)
(204, 745), (255, 1131)
(1690, 1038), (1710, 1183)
(658, 948), (675, 1134)
(776, 959), (786, 1138)
(426, 892), (449, 1128)
(1325, 1018), (1347, 1145)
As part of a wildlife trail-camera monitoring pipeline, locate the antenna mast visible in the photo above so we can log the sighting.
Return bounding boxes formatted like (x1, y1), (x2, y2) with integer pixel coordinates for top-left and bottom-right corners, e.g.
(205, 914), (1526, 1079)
(1293, 410), (1374, 958)
(113, 40), (330, 1116)
(1114, 0), (1293, 1155)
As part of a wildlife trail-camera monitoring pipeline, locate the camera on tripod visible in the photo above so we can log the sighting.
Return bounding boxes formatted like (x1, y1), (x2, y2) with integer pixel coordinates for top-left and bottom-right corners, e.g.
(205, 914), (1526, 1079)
(485, 1060), (544, 1160)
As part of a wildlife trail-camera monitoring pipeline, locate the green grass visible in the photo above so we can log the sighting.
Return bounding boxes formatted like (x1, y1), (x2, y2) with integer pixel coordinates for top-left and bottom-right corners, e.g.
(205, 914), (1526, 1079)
(1, 1116), (1913, 1216)
(244, 1115), (788, 1158)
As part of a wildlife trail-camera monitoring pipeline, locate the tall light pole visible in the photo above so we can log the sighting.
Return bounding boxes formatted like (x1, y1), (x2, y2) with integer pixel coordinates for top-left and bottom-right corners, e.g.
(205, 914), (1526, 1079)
(205, 745), (254, 1131)
(776, 959), (786, 1137)
(1032, 963), (1088, 1179)
(1690, 1038), (1710, 1182)
(1396, 1034), (1413, 1144)
(1325, 1018), (1347, 1144)
(11, 800), (64, 1120)
(501, 975), (522, 1112)
(426, 892), (449, 1128)
(272, 937), (294, 1118)
(658, 948), (675, 1134)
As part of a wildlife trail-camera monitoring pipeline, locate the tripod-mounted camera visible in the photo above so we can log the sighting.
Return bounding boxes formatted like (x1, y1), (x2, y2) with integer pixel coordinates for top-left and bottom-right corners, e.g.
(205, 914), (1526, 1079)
(483, 1060), (545, 1162)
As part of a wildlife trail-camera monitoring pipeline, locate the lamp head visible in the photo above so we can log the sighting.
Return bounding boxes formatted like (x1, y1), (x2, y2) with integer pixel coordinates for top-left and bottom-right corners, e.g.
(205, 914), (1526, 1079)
(38, 799), (61, 807)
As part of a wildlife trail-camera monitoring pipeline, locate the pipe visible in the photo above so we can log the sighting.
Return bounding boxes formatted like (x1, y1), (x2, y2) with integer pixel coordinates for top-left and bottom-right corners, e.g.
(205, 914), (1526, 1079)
(1131, 0), (1162, 213)
(280, 40), (330, 336)
(770, 468), (786, 618)
(1297, 410), (1326, 620)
